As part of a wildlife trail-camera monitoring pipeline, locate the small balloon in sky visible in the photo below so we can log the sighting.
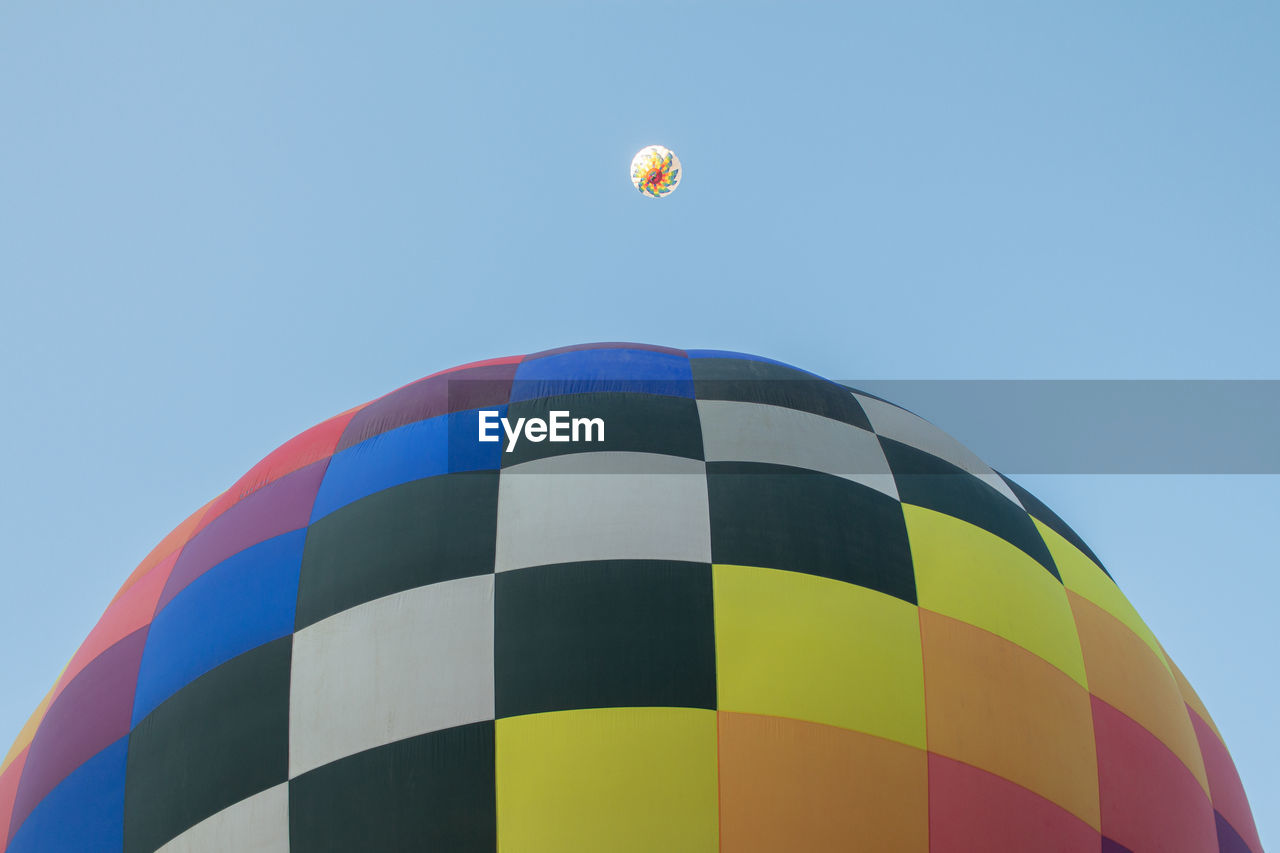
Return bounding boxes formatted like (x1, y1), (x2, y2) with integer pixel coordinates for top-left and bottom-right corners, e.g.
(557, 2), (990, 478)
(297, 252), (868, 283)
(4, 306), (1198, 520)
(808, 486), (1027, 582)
(630, 145), (681, 198)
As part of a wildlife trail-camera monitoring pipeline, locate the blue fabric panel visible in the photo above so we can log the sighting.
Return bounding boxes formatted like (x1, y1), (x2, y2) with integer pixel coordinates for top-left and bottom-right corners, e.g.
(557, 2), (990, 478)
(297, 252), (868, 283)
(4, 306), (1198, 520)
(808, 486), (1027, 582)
(510, 349), (694, 401)
(6, 737), (127, 853)
(131, 530), (304, 725)
(311, 408), (504, 521)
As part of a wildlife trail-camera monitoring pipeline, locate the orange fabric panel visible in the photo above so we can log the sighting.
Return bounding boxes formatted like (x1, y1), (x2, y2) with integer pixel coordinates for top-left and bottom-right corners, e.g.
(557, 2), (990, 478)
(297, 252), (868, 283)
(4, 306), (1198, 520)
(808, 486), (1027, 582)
(717, 711), (928, 853)
(1068, 591), (1209, 795)
(1165, 653), (1224, 744)
(920, 609), (1100, 830)
(109, 498), (216, 604)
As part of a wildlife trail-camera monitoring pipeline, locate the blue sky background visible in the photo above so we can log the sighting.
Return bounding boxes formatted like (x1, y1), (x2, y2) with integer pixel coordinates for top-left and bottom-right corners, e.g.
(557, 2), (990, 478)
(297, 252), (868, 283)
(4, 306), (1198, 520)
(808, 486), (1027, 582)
(1, 2), (1275, 844)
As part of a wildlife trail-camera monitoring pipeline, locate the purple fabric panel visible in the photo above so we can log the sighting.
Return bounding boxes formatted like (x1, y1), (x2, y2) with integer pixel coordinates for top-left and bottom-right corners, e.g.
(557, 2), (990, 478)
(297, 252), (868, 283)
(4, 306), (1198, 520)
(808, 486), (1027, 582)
(525, 341), (686, 359)
(336, 362), (518, 452)
(10, 627), (147, 834)
(158, 459), (326, 611)
(1216, 811), (1255, 853)
(1101, 839), (1134, 853)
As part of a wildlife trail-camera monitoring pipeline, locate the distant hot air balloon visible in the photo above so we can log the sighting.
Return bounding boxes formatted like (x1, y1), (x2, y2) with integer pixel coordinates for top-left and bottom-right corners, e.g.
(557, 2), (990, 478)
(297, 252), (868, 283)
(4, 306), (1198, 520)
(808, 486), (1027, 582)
(0, 343), (1263, 853)
(631, 145), (681, 197)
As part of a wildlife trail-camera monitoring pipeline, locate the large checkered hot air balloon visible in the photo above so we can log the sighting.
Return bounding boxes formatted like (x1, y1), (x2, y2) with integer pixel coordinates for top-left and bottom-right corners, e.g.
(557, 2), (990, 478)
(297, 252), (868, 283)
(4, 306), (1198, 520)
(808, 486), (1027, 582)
(0, 344), (1263, 852)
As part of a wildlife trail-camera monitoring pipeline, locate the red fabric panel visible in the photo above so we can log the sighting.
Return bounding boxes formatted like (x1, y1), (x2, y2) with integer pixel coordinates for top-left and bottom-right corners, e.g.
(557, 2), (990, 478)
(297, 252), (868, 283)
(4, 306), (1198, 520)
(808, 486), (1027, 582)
(432, 354), (525, 372)
(109, 499), (215, 604)
(195, 407), (358, 535)
(1092, 696), (1217, 853)
(927, 753), (1100, 853)
(50, 557), (170, 703)
(1189, 708), (1262, 853)
(0, 746), (28, 846)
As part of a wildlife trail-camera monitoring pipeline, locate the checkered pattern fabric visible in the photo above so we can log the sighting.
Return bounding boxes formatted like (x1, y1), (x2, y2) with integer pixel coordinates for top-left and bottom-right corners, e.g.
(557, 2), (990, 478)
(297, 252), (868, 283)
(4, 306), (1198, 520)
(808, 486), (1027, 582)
(0, 343), (1263, 852)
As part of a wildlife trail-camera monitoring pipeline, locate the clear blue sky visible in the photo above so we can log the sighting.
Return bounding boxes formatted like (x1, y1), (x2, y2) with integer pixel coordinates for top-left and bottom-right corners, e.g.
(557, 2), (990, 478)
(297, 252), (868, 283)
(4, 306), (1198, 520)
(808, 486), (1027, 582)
(1, 2), (1275, 845)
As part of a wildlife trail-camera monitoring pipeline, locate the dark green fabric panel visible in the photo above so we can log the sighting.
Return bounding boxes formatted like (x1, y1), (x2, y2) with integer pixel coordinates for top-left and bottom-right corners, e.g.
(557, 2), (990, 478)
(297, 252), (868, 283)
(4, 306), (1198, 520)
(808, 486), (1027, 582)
(881, 439), (1060, 580)
(123, 637), (291, 853)
(691, 358), (872, 431)
(494, 560), (716, 718)
(1000, 473), (1111, 579)
(707, 461), (917, 604)
(501, 391), (704, 466)
(296, 471), (498, 630)
(288, 722), (495, 853)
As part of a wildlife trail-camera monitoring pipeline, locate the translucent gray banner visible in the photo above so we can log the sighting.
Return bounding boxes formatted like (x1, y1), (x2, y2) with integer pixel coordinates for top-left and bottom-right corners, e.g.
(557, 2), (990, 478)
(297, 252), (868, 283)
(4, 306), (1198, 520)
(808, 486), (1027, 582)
(841, 380), (1280, 474)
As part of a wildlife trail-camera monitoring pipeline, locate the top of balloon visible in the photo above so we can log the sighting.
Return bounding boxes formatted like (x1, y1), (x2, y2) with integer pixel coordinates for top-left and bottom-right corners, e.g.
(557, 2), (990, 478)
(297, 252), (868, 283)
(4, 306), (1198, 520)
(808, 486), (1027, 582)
(631, 145), (681, 198)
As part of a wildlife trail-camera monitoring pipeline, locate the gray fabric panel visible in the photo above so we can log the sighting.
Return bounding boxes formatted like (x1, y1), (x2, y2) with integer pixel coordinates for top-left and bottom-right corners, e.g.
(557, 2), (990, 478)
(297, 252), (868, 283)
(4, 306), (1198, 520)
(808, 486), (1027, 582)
(288, 574), (495, 778)
(156, 783), (289, 853)
(853, 393), (1023, 507)
(697, 399), (898, 500)
(494, 452), (711, 572)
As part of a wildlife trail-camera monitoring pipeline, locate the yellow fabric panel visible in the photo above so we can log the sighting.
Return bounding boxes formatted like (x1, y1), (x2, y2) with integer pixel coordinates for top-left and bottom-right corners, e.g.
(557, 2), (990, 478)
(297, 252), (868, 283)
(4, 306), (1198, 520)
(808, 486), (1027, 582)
(1, 683), (56, 774)
(1034, 519), (1170, 673)
(921, 609), (1101, 831)
(713, 564), (926, 749)
(496, 707), (719, 853)
(906, 506), (1088, 689)
(1068, 591), (1211, 796)
(1164, 652), (1225, 745)
(718, 712), (929, 852)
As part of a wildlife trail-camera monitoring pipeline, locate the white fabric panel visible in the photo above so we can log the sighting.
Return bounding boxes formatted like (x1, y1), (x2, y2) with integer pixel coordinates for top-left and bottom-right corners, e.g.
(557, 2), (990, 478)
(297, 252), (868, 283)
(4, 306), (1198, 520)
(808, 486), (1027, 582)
(697, 399), (899, 500)
(156, 783), (289, 853)
(494, 452), (711, 572)
(853, 393), (1024, 507)
(288, 574), (495, 778)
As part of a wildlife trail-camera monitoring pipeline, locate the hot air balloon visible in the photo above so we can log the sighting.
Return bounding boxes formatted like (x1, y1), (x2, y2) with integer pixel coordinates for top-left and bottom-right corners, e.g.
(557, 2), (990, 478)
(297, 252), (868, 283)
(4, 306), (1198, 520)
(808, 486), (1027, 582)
(0, 343), (1263, 852)
(631, 145), (681, 197)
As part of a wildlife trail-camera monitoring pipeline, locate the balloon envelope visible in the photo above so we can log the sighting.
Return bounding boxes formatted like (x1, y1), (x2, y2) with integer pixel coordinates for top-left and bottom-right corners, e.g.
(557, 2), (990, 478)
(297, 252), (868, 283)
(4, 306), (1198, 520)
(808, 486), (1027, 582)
(0, 343), (1263, 853)
(631, 145), (681, 197)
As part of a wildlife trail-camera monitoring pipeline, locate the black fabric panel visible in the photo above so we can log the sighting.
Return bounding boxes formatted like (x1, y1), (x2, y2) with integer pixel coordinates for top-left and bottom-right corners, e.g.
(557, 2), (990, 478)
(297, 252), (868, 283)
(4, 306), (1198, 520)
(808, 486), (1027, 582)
(501, 391), (704, 466)
(880, 439), (1060, 580)
(495, 560), (716, 718)
(706, 461), (916, 604)
(691, 358), (872, 431)
(123, 637), (291, 853)
(296, 471), (498, 630)
(288, 722), (496, 852)
(999, 473), (1112, 579)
